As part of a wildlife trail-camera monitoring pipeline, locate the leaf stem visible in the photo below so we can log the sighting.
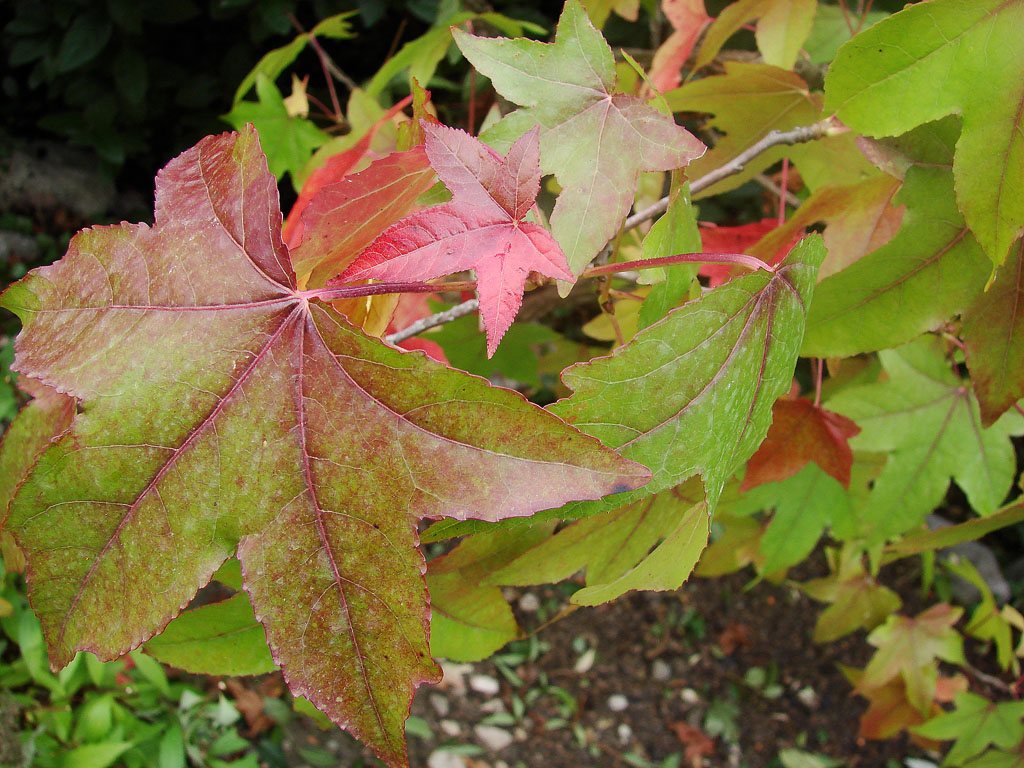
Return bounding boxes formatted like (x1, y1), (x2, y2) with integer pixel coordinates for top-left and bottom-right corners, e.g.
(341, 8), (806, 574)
(581, 252), (774, 279)
(302, 281), (475, 302)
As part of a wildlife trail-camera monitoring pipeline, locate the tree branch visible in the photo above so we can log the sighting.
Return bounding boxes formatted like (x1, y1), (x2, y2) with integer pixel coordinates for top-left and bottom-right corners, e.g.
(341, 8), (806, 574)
(624, 118), (842, 231)
(385, 299), (479, 345)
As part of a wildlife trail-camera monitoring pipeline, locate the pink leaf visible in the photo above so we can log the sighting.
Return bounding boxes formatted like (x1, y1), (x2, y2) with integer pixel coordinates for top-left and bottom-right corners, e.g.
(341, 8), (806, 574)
(340, 122), (573, 356)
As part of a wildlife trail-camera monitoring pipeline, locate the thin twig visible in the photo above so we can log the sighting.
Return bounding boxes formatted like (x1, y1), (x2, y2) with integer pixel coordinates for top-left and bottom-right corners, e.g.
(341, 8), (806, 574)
(755, 173), (802, 209)
(385, 299), (479, 344)
(960, 660), (1013, 694)
(624, 118), (840, 231)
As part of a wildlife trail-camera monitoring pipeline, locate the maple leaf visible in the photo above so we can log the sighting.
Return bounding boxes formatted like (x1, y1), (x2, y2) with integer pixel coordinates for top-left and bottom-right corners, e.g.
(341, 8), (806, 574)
(340, 122), (573, 357)
(913, 692), (1024, 766)
(800, 546), (901, 643)
(844, 666), (966, 741)
(825, 337), (1023, 543)
(860, 604), (966, 714)
(454, 0), (705, 278)
(0, 126), (650, 767)
(694, 0), (817, 71)
(824, 0), (1024, 268)
(742, 397), (860, 491)
(963, 238), (1024, 426)
(647, 0), (711, 92)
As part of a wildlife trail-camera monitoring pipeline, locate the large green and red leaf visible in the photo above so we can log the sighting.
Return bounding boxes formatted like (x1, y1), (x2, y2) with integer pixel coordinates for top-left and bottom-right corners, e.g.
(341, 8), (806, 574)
(0, 126), (648, 767)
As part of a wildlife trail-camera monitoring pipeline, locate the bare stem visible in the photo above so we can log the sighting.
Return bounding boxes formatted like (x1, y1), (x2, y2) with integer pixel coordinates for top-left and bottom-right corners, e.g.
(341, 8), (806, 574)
(582, 251), (773, 279)
(386, 299), (479, 344)
(624, 118), (841, 231)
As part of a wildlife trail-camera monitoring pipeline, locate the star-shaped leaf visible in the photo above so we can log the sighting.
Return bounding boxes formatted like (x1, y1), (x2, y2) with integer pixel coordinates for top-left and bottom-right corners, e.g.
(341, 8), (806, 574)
(825, 337), (1023, 543)
(824, 0), (1024, 268)
(340, 122), (573, 356)
(0, 126), (649, 767)
(860, 604), (966, 713)
(454, 0), (705, 278)
(742, 397), (861, 491)
(913, 692), (1024, 766)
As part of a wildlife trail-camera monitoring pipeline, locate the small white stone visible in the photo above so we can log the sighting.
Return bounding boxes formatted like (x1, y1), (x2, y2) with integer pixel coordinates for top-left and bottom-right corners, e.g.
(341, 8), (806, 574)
(474, 724), (514, 751)
(439, 662), (474, 695)
(607, 694), (629, 712)
(429, 693), (451, 717)
(470, 674), (501, 696)
(797, 686), (818, 708)
(495, 762), (510, 768)
(518, 593), (541, 612)
(651, 659), (672, 681)
(680, 687), (700, 704)
(479, 698), (507, 714)
(513, 727), (528, 742)
(428, 750), (467, 768)
(617, 723), (633, 744)
(574, 648), (597, 674)
(440, 719), (462, 738)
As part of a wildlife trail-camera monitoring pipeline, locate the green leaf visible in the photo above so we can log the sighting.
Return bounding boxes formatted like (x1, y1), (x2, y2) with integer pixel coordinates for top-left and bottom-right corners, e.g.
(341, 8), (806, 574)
(492, 482), (705, 603)
(61, 742), (133, 768)
(430, 316), (559, 388)
(223, 74), (330, 183)
(129, 649), (171, 698)
(233, 12), (356, 103)
(57, 11), (112, 72)
(912, 691), (1024, 766)
(962, 750), (1024, 768)
(963, 238), (1024, 425)
(637, 176), (701, 329)
(826, 337), (1023, 542)
(422, 236), (823, 542)
(694, 0), (817, 71)
(802, 165), (989, 357)
(427, 521), (556, 661)
(882, 501), (1024, 564)
(756, 463), (850, 576)
(145, 594), (276, 676)
(457, 0), (704, 278)
(1, 126), (647, 768)
(824, 0), (1024, 267)
(803, 4), (888, 64)
(549, 236), (824, 518)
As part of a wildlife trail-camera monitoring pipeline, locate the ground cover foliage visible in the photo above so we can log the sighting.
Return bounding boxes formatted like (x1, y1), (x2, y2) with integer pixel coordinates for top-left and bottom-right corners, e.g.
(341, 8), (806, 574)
(2, 0), (1024, 765)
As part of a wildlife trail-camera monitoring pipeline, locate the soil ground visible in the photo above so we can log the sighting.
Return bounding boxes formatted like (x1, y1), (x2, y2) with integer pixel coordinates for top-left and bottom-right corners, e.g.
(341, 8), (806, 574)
(272, 560), (934, 768)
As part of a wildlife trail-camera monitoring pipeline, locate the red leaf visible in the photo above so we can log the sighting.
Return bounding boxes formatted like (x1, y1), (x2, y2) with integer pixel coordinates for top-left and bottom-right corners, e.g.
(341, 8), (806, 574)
(0, 126), (649, 768)
(283, 98), (416, 251)
(668, 721), (716, 767)
(699, 219), (801, 286)
(340, 122), (573, 357)
(742, 397), (861, 491)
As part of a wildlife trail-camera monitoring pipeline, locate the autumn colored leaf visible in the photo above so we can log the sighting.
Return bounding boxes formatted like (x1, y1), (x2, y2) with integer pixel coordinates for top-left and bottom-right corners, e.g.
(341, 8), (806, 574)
(825, 337), (1023, 543)
(669, 721), (716, 768)
(749, 174), (904, 279)
(694, 0), (817, 71)
(0, 126), (649, 768)
(582, 0), (639, 27)
(428, 521), (557, 662)
(647, 0), (711, 92)
(844, 667), (964, 741)
(699, 219), (800, 287)
(963, 238), (1024, 426)
(859, 604), (966, 714)
(288, 147), (437, 288)
(824, 0), (1024, 268)
(694, 513), (765, 577)
(340, 122), (573, 356)
(283, 97), (419, 250)
(455, 0), (705, 278)
(800, 546), (901, 643)
(742, 397), (860, 491)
